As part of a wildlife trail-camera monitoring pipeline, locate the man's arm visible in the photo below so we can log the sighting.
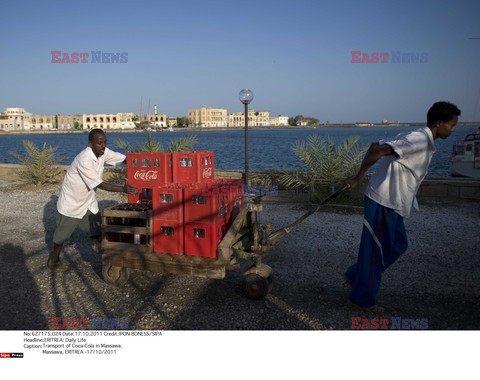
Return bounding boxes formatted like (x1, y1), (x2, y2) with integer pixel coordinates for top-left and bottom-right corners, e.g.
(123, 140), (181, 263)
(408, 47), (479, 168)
(97, 182), (136, 194)
(346, 142), (398, 189)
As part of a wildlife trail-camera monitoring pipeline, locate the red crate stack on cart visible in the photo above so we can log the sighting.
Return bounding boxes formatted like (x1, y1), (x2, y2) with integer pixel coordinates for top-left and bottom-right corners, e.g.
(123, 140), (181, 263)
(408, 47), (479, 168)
(183, 182), (229, 259)
(126, 152), (172, 204)
(152, 186), (184, 255)
(125, 150), (242, 259)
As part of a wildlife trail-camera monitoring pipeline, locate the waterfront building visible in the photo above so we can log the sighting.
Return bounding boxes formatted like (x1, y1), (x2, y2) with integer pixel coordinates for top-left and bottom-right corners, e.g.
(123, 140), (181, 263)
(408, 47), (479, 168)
(29, 114), (55, 130)
(57, 114), (83, 129)
(255, 111), (270, 127)
(138, 113), (167, 128)
(168, 118), (178, 128)
(188, 106), (228, 128)
(228, 109), (272, 127)
(269, 115), (289, 126)
(82, 113), (136, 130)
(0, 108), (32, 131)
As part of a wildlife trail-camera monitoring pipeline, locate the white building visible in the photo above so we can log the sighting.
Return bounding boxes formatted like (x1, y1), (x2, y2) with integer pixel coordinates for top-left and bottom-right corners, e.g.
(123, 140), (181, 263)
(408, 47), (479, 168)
(0, 108), (32, 131)
(82, 113), (136, 130)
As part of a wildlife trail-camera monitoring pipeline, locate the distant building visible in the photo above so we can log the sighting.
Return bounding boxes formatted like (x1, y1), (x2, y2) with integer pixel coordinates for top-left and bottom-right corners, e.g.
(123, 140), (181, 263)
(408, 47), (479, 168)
(228, 109), (271, 127)
(255, 111), (270, 127)
(168, 118), (178, 128)
(355, 121), (374, 127)
(269, 115), (289, 126)
(30, 114), (55, 130)
(57, 114), (83, 129)
(138, 113), (167, 128)
(0, 108), (32, 131)
(82, 113), (136, 130)
(188, 106), (228, 128)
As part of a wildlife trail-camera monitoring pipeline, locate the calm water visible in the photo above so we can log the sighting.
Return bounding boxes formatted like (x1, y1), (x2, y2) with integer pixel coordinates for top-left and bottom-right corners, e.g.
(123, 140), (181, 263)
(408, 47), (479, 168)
(1, 126), (478, 177)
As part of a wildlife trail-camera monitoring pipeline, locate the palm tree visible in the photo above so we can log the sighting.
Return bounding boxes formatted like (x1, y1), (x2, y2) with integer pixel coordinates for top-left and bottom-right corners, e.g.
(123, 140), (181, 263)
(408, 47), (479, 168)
(115, 131), (197, 153)
(278, 135), (367, 203)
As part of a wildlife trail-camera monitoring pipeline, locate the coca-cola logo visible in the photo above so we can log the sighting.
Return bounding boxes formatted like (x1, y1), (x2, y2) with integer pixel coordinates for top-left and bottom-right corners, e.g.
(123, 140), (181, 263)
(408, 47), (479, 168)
(133, 170), (158, 181)
(203, 167), (212, 178)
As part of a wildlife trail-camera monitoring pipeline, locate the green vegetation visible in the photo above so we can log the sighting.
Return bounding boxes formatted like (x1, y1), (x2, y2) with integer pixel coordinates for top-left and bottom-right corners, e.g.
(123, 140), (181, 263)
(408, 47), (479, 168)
(10, 140), (65, 186)
(114, 131), (197, 153)
(278, 135), (367, 203)
(288, 115), (319, 126)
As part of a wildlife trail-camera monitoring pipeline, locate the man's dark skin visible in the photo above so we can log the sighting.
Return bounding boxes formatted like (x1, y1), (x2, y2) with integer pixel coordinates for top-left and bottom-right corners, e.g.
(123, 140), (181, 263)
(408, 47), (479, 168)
(50, 132), (136, 264)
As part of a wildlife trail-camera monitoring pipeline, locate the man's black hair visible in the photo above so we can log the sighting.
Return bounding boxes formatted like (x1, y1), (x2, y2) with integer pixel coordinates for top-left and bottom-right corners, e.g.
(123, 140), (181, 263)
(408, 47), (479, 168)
(88, 128), (105, 141)
(427, 101), (461, 126)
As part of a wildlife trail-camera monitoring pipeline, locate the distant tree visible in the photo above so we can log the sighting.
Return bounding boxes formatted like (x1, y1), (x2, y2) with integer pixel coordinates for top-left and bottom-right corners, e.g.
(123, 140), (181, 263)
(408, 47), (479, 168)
(176, 117), (190, 128)
(293, 115), (305, 126)
(73, 121), (81, 129)
(288, 117), (295, 126)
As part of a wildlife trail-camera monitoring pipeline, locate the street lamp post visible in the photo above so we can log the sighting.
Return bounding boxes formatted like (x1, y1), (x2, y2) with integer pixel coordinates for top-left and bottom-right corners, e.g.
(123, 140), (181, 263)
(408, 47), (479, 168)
(239, 89), (253, 186)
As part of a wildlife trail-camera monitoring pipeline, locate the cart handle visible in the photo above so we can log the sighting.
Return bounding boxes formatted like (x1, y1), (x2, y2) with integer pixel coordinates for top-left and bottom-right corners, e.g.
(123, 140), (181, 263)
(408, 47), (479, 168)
(267, 184), (350, 244)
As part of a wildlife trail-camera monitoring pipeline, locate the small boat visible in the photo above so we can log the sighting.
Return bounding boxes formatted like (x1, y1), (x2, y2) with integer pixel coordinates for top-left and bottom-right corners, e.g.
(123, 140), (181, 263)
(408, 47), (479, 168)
(451, 127), (480, 178)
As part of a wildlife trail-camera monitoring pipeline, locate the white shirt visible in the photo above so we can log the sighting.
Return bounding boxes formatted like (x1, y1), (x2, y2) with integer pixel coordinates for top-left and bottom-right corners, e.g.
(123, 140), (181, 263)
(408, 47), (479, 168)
(365, 127), (436, 218)
(57, 146), (126, 218)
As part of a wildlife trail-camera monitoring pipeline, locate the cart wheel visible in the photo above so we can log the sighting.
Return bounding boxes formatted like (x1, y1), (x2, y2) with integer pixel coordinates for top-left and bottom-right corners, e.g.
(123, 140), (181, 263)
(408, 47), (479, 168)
(102, 264), (130, 287)
(243, 274), (270, 299)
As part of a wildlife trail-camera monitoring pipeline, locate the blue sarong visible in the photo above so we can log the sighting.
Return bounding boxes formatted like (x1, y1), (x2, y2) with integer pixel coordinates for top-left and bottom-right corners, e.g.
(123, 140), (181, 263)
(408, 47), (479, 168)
(346, 196), (408, 307)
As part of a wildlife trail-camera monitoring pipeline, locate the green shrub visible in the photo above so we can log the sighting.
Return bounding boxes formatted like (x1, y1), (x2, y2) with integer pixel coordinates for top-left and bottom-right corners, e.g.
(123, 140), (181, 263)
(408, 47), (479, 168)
(10, 140), (66, 186)
(278, 135), (367, 204)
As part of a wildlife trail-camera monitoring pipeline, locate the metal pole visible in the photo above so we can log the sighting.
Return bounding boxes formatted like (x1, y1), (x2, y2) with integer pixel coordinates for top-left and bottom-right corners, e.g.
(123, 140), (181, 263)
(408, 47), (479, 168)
(244, 103), (249, 186)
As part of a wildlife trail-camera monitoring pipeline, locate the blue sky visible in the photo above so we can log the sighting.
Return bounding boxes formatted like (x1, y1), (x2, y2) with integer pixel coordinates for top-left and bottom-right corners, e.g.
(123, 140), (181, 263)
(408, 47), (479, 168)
(1, 0), (479, 122)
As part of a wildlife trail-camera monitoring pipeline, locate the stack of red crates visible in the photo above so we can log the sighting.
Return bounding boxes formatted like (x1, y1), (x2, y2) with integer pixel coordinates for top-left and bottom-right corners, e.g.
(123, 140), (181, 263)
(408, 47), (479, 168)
(126, 151), (243, 259)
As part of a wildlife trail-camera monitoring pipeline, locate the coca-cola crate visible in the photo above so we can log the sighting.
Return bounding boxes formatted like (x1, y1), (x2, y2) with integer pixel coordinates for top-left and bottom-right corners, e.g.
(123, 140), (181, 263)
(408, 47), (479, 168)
(171, 151), (215, 184)
(127, 153), (172, 182)
(127, 152), (173, 203)
(184, 222), (227, 259)
(101, 203), (153, 253)
(196, 151), (215, 183)
(184, 183), (228, 224)
(171, 151), (196, 184)
(152, 186), (184, 222)
(153, 219), (184, 255)
(197, 179), (243, 226)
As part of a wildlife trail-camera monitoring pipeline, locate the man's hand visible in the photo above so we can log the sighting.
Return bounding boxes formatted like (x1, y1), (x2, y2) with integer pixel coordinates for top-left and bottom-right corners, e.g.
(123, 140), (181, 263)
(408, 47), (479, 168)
(345, 176), (361, 190)
(123, 184), (137, 194)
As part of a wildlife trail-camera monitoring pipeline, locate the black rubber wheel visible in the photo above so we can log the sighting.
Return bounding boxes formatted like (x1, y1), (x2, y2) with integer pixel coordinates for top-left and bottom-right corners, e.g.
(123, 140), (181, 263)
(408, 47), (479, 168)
(243, 274), (270, 299)
(102, 264), (130, 287)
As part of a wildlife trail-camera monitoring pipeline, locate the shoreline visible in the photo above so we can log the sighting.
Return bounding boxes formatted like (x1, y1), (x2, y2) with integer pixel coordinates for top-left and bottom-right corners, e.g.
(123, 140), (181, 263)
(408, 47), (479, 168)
(1, 123), (478, 136)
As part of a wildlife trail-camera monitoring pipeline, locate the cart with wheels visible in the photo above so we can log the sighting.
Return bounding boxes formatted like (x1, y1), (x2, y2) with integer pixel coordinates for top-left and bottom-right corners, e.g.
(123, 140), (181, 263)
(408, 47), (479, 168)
(101, 185), (348, 299)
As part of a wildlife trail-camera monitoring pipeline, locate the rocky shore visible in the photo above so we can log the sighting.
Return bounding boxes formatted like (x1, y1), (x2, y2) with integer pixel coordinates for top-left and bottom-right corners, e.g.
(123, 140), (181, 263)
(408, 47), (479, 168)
(0, 177), (479, 330)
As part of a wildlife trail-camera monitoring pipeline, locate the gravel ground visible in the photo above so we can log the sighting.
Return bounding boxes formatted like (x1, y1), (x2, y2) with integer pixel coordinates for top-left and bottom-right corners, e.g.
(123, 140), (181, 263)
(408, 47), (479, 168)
(0, 181), (479, 330)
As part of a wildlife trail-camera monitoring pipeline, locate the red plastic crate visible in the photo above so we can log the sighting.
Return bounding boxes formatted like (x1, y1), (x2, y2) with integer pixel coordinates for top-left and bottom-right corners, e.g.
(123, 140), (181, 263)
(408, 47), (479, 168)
(171, 152), (197, 184)
(152, 219), (183, 255)
(198, 179), (243, 226)
(196, 151), (215, 182)
(152, 186), (184, 222)
(127, 152), (172, 185)
(184, 222), (226, 258)
(183, 183), (228, 224)
(171, 151), (215, 184)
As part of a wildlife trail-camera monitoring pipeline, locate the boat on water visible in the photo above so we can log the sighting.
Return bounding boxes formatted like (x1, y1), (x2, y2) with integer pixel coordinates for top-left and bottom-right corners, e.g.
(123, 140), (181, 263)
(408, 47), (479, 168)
(451, 127), (480, 178)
